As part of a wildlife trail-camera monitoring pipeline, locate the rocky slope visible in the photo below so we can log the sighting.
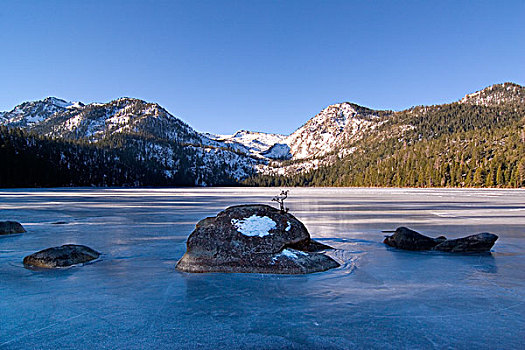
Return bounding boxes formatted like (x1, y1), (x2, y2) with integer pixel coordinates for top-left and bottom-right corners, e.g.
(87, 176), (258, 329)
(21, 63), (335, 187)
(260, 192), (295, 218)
(459, 82), (524, 107)
(10, 97), (209, 145)
(206, 130), (286, 157)
(264, 103), (390, 160)
(1, 97), (81, 128)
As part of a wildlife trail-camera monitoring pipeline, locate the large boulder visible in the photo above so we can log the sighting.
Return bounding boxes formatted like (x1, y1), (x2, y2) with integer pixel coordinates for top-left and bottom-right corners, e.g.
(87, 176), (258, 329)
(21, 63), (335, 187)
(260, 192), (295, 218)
(23, 244), (100, 268)
(0, 221), (26, 235)
(176, 204), (340, 274)
(434, 233), (498, 253)
(383, 227), (498, 253)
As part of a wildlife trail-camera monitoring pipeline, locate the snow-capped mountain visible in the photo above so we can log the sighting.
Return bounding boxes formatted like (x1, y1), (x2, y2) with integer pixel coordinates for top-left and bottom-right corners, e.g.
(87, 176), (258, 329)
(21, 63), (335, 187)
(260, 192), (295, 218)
(0, 97), (243, 149)
(32, 97), (208, 144)
(0, 97), (81, 128)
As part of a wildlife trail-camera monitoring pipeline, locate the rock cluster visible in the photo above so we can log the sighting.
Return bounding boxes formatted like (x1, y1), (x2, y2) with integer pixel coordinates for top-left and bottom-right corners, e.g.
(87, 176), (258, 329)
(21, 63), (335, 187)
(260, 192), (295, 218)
(0, 221), (26, 235)
(384, 227), (498, 253)
(23, 244), (100, 268)
(177, 204), (339, 274)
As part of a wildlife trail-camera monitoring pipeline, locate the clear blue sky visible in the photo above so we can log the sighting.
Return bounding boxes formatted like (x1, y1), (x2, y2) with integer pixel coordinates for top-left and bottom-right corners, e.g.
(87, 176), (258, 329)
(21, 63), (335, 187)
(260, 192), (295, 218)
(1, 0), (524, 134)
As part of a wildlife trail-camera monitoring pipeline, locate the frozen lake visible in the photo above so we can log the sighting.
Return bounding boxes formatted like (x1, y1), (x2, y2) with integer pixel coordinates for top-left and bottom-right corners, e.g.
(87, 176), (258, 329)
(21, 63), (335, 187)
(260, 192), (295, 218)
(1, 188), (524, 349)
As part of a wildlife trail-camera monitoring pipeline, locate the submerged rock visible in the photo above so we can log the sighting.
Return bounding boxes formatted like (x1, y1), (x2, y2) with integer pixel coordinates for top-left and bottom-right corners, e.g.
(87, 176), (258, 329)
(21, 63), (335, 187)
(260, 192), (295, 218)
(176, 204), (339, 274)
(0, 221), (26, 235)
(384, 227), (498, 253)
(23, 244), (100, 268)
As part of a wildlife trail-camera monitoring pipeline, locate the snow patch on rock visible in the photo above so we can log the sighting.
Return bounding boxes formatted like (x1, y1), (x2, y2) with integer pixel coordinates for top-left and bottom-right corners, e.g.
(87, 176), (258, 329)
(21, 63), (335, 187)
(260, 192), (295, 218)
(275, 248), (308, 260)
(231, 215), (276, 237)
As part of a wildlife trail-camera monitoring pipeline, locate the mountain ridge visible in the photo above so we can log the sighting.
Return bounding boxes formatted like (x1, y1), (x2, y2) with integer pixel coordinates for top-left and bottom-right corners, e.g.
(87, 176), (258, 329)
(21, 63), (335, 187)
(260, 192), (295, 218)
(1, 82), (523, 187)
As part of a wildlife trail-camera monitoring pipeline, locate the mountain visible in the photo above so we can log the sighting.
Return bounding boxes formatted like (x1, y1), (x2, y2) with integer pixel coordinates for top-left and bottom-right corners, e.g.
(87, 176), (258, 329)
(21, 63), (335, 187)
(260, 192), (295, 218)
(0, 98), (260, 186)
(5, 97), (206, 144)
(459, 82), (525, 107)
(0, 97), (80, 128)
(206, 130), (286, 157)
(263, 103), (390, 160)
(247, 82), (525, 187)
(1, 82), (523, 188)
(1, 97), (272, 157)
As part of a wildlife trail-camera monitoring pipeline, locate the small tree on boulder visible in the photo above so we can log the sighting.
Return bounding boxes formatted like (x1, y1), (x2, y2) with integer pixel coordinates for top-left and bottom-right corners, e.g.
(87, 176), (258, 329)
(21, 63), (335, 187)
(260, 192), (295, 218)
(272, 190), (289, 213)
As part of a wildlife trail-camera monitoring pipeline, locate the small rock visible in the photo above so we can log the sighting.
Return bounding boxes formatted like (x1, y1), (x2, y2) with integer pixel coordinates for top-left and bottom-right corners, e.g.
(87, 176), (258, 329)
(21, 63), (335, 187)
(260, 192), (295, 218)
(434, 233), (498, 253)
(0, 221), (26, 235)
(177, 204), (339, 274)
(383, 227), (443, 250)
(383, 227), (498, 253)
(23, 244), (100, 268)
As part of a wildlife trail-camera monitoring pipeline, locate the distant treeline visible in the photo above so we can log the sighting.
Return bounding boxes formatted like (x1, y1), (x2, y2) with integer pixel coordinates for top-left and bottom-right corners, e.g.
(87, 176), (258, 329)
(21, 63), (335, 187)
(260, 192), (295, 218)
(0, 126), (238, 187)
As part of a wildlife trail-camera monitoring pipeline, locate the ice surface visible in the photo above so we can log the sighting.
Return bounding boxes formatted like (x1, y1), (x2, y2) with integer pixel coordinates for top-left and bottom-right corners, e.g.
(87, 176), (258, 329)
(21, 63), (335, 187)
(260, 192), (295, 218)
(231, 215), (276, 237)
(1, 188), (524, 349)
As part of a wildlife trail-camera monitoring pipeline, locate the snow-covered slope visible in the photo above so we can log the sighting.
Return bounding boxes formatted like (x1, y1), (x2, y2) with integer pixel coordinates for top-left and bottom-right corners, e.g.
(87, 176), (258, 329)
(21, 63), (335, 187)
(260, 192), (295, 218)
(459, 82), (525, 107)
(1, 97), (234, 147)
(0, 97), (77, 128)
(32, 98), (208, 144)
(264, 102), (387, 160)
(262, 143), (292, 159)
(207, 130), (286, 157)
